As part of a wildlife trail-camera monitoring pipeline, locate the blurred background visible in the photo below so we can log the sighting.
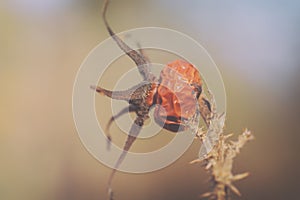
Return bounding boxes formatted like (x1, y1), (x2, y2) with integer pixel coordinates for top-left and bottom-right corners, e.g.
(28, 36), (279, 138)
(1, 0), (300, 200)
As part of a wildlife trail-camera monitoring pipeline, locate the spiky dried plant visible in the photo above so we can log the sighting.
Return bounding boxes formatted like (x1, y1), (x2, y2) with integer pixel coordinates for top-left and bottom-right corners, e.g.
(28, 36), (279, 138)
(191, 114), (254, 200)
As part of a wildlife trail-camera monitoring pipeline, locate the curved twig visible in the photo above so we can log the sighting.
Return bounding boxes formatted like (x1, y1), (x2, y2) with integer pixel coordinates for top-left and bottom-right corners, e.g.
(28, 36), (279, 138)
(102, 0), (155, 82)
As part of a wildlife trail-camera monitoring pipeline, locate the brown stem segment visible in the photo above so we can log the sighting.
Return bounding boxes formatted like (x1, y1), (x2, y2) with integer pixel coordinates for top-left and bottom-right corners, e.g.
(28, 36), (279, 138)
(102, 0), (155, 82)
(107, 116), (144, 200)
(90, 85), (132, 101)
(136, 42), (151, 63)
(105, 105), (138, 150)
(198, 94), (212, 127)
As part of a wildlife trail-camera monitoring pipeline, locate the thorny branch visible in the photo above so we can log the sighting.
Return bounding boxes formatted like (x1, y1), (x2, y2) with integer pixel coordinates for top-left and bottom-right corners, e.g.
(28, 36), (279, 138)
(191, 116), (254, 200)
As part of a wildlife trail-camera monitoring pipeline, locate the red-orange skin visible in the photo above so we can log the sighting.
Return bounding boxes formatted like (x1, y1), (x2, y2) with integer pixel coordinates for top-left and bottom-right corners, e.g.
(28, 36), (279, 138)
(146, 60), (202, 132)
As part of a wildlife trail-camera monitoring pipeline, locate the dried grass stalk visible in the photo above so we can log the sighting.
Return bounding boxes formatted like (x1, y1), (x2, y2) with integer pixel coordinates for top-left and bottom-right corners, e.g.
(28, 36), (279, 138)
(189, 89), (254, 200)
(192, 119), (254, 200)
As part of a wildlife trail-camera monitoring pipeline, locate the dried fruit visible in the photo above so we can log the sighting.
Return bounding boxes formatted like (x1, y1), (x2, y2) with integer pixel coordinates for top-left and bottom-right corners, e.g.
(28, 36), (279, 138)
(93, 0), (213, 199)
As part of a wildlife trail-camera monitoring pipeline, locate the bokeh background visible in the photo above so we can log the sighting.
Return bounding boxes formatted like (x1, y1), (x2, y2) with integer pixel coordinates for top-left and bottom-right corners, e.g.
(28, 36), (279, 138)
(1, 0), (300, 200)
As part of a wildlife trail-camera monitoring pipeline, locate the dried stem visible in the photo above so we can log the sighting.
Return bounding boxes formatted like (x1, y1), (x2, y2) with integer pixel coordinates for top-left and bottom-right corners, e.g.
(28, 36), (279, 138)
(190, 91), (253, 200)
(193, 122), (254, 200)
